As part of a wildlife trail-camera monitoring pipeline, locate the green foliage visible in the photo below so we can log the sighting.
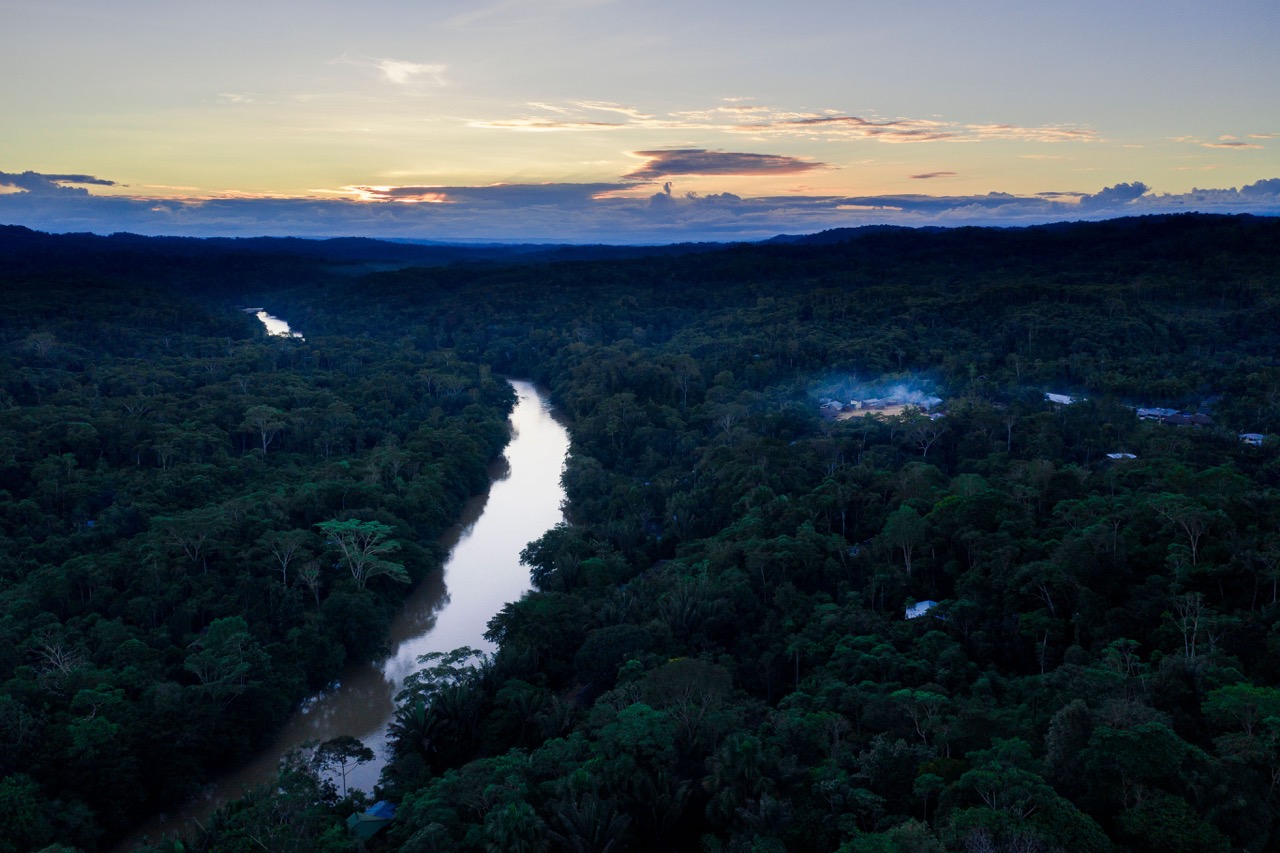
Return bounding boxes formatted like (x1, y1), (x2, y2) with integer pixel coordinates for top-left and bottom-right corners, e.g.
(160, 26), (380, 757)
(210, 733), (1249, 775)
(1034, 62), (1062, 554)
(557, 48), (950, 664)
(0, 774), (54, 853)
(368, 214), (1280, 851)
(316, 518), (409, 589)
(310, 736), (375, 798)
(183, 616), (269, 706)
(11, 215), (1280, 849)
(0, 255), (516, 846)
(1116, 790), (1232, 853)
(180, 750), (357, 853)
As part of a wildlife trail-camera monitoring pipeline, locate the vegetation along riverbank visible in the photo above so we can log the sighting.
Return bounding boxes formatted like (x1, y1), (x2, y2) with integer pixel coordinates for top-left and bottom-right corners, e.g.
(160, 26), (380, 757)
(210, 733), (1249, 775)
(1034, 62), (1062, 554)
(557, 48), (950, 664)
(4, 213), (1280, 851)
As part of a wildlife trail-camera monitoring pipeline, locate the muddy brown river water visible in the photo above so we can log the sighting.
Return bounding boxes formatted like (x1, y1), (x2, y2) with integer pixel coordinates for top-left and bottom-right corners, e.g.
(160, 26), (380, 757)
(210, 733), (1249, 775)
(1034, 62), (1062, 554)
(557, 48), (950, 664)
(121, 379), (568, 849)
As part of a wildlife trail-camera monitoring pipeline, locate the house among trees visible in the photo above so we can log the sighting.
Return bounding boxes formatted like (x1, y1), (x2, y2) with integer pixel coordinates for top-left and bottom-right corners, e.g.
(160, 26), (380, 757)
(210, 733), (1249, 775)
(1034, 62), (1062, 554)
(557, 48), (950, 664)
(1240, 433), (1267, 446)
(346, 800), (397, 841)
(1162, 412), (1213, 426)
(905, 600), (939, 619)
(1136, 407), (1212, 426)
(819, 390), (943, 420)
(818, 399), (844, 420)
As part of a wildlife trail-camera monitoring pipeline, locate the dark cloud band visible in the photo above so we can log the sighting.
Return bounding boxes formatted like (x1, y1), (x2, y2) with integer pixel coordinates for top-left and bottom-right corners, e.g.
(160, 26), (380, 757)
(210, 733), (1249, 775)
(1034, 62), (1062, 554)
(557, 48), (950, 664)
(625, 149), (825, 181)
(0, 170), (117, 196)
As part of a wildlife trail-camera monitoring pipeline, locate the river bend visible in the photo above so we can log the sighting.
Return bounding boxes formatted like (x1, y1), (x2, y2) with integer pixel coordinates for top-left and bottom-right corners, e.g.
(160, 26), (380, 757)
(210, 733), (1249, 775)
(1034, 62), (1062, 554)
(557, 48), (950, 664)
(125, 379), (568, 847)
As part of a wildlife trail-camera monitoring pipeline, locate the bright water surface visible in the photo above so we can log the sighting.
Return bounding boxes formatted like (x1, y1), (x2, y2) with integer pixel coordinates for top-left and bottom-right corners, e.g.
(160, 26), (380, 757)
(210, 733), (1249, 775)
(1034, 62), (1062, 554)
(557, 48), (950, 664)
(252, 309), (305, 339)
(122, 379), (568, 848)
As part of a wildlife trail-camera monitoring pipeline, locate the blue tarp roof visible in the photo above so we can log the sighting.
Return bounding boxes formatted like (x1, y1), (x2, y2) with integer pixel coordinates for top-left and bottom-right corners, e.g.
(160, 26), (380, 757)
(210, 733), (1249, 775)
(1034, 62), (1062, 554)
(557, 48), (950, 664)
(346, 801), (397, 841)
(368, 800), (397, 820)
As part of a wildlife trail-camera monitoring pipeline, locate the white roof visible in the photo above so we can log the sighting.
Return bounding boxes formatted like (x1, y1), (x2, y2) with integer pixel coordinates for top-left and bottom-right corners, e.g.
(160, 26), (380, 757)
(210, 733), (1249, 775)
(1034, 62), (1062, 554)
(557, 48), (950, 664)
(905, 600), (938, 619)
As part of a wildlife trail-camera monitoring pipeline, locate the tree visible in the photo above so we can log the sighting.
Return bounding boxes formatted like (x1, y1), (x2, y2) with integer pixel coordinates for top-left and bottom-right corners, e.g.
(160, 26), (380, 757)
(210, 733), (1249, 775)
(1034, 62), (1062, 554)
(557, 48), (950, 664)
(297, 558), (324, 605)
(669, 354), (701, 409)
(311, 736), (375, 798)
(316, 519), (409, 589)
(260, 529), (314, 586)
(242, 404), (286, 455)
(184, 616), (269, 707)
(1167, 591), (1212, 665)
(1153, 495), (1222, 567)
(880, 506), (926, 577)
(198, 749), (352, 853)
(152, 504), (230, 574)
(1203, 683), (1280, 782)
(890, 689), (949, 748)
(0, 774), (55, 853)
(907, 418), (948, 460)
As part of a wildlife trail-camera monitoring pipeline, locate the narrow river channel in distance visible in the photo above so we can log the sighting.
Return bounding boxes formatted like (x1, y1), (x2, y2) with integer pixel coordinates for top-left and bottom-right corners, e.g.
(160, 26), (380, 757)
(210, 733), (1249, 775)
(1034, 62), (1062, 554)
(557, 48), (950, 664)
(123, 379), (569, 849)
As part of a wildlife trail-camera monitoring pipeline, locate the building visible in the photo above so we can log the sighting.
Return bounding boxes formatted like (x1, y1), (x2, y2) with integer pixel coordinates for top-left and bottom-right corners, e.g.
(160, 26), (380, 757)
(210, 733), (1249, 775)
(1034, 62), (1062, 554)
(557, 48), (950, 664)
(905, 600), (938, 619)
(347, 801), (397, 842)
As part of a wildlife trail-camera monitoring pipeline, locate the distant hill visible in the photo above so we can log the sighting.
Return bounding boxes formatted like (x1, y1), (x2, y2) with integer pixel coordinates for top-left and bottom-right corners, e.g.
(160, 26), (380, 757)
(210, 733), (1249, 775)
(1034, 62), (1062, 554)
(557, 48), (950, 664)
(5, 213), (1274, 272)
(0, 225), (733, 269)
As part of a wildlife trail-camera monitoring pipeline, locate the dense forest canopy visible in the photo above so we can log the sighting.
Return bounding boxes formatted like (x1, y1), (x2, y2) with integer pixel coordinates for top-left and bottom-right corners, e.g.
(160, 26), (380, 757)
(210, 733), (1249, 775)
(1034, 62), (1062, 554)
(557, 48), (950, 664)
(4, 213), (1280, 851)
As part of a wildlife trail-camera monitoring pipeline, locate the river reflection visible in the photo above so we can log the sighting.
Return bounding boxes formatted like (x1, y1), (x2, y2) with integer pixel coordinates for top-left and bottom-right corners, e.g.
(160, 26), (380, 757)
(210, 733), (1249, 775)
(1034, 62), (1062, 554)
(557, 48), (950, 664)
(255, 310), (304, 339)
(122, 380), (567, 848)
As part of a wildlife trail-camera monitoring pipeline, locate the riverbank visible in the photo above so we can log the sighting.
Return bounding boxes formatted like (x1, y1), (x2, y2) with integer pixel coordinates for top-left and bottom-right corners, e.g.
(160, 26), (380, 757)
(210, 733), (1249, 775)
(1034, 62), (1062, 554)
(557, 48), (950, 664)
(119, 380), (569, 850)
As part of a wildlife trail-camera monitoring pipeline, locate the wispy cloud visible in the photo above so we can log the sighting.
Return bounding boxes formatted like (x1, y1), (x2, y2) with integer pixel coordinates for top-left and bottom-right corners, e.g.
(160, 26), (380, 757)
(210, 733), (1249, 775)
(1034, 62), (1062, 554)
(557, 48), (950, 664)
(217, 92), (269, 105)
(910, 172), (957, 180)
(335, 55), (448, 86)
(735, 114), (958, 142)
(574, 101), (654, 120)
(966, 124), (1097, 143)
(624, 149), (826, 181)
(341, 182), (625, 206)
(735, 115), (1096, 143)
(471, 99), (1099, 144)
(1174, 134), (1267, 150)
(376, 59), (447, 85)
(445, 0), (613, 29)
(469, 118), (627, 132)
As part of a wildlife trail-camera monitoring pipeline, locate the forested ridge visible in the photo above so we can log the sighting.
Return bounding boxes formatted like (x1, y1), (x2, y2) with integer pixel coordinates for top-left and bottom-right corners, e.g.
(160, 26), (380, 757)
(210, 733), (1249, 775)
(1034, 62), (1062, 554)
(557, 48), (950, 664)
(5, 213), (1280, 851)
(0, 248), (516, 850)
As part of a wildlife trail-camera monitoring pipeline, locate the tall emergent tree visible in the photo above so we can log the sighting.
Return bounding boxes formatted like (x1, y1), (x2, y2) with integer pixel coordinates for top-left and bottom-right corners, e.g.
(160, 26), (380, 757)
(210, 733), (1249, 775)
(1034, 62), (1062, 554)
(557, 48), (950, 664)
(316, 519), (409, 589)
(311, 736), (375, 798)
(241, 404), (286, 455)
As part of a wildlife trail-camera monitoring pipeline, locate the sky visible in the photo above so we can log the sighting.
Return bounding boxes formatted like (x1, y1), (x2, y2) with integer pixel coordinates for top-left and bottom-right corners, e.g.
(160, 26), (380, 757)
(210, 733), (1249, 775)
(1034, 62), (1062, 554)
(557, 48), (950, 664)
(2, 0), (1278, 243)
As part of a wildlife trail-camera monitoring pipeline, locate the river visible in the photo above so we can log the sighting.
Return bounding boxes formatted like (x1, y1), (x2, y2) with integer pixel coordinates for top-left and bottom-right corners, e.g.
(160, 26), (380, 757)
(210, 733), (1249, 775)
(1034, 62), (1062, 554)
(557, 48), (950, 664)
(122, 379), (568, 848)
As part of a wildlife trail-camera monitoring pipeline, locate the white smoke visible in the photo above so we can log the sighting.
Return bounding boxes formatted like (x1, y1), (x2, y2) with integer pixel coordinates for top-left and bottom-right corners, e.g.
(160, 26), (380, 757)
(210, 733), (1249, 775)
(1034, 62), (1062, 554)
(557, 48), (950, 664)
(812, 374), (943, 409)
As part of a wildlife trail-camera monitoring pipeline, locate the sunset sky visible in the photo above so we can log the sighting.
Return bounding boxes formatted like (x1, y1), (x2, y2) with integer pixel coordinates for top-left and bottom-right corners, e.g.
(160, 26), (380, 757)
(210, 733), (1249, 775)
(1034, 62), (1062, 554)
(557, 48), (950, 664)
(2, 0), (1278, 242)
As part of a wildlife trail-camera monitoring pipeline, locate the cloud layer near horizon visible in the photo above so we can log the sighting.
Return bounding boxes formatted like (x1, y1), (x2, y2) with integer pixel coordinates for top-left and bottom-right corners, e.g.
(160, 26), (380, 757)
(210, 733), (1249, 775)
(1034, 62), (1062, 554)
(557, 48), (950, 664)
(2, 170), (1279, 243)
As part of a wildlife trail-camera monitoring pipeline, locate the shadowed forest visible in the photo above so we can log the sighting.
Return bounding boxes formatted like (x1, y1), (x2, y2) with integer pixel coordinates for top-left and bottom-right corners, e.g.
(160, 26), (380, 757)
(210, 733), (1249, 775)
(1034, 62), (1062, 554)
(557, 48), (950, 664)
(4, 214), (1280, 851)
